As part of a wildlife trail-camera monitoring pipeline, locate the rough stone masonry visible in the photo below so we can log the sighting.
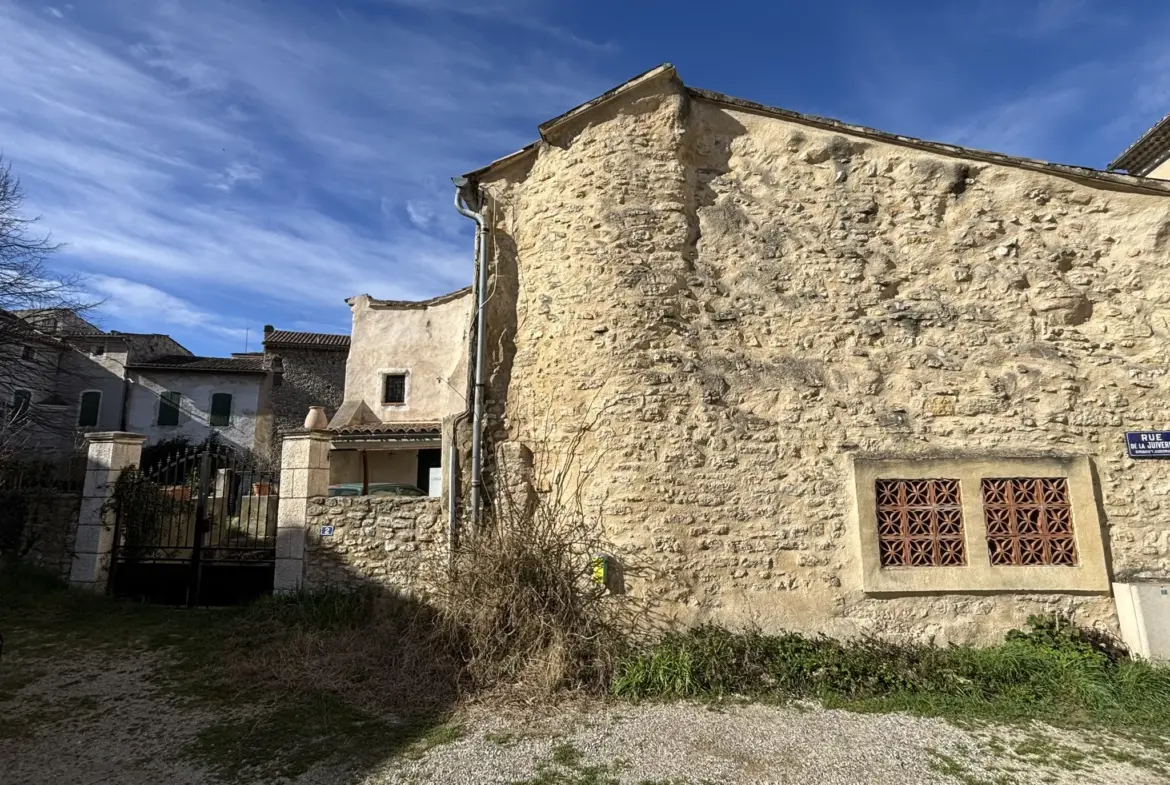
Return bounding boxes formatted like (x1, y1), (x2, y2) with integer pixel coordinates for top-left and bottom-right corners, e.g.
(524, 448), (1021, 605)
(304, 497), (445, 591)
(463, 65), (1170, 644)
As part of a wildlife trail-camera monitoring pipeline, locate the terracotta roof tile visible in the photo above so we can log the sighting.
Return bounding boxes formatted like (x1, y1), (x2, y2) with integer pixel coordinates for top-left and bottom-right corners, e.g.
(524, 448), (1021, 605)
(332, 422), (441, 436)
(264, 330), (350, 349)
(128, 355), (267, 373)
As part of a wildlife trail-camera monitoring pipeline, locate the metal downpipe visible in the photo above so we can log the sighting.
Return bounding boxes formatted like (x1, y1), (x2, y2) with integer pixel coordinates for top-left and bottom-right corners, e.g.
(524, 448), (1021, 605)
(453, 178), (489, 532)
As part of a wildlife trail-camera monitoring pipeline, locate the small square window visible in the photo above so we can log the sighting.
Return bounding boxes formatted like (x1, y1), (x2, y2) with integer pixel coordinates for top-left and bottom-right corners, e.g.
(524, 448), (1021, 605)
(21, 346), (35, 361)
(875, 478), (966, 567)
(92, 345), (105, 356)
(383, 374), (407, 405)
(982, 478), (1077, 566)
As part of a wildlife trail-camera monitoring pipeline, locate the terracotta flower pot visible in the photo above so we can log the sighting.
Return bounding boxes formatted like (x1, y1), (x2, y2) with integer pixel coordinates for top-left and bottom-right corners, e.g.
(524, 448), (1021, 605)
(162, 485), (191, 501)
(252, 482), (272, 496)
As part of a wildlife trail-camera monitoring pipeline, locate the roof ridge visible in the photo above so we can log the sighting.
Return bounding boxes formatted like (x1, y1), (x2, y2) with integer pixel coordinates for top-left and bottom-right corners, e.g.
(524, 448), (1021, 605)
(464, 64), (1170, 197)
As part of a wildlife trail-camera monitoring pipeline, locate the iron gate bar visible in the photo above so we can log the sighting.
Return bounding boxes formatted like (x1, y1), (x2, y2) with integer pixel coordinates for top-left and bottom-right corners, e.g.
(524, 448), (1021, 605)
(187, 449), (212, 608)
(110, 442), (279, 605)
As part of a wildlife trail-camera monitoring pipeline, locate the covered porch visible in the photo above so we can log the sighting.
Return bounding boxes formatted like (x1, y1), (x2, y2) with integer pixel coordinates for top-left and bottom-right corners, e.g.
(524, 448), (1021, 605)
(328, 422), (444, 497)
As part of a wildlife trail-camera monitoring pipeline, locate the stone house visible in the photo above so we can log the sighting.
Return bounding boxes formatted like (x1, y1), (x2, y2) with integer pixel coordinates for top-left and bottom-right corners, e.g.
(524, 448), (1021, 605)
(122, 353), (270, 455)
(438, 63), (1170, 645)
(1, 310), (276, 458)
(325, 288), (472, 495)
(260, 326), (349, 463)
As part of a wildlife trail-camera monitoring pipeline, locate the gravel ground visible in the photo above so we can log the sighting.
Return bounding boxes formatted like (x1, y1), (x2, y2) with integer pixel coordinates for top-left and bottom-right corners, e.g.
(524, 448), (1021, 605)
(362, 701), (1170, 785)
(2, 648), (1167, 785)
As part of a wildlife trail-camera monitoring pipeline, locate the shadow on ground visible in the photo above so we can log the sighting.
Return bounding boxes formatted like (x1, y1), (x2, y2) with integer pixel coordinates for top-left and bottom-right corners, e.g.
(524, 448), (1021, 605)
(0, 560), (465, 784)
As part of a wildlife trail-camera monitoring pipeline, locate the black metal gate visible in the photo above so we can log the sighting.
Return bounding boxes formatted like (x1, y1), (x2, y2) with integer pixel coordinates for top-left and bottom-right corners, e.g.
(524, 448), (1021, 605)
(108, 444), (279, 606)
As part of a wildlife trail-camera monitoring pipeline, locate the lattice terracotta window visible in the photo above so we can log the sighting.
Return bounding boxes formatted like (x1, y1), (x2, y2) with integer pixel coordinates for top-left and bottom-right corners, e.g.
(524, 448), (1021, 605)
(982, 478), (1077, 566)
(875, 479), (966, 567)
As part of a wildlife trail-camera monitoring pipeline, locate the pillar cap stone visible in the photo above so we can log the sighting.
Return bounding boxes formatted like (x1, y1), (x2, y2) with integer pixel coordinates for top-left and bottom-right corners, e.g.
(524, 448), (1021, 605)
(84, 431), (148, 444)
(283, 428), (334, 440)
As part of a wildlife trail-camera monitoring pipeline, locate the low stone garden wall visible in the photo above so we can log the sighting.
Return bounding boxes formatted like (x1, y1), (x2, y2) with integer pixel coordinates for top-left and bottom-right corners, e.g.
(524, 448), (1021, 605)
(303, 496), (446, 593)
(0, 492), (81, 579)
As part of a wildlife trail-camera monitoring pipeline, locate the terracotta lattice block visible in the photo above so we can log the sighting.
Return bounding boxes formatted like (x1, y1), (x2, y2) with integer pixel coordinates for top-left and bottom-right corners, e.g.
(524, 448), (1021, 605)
(875, 478), (966, 567)
(981, 478), (1077, 566)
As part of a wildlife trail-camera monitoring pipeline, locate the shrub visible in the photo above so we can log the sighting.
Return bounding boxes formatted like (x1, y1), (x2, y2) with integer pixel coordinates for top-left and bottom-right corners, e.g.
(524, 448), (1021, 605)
(434, 482), (641, 695)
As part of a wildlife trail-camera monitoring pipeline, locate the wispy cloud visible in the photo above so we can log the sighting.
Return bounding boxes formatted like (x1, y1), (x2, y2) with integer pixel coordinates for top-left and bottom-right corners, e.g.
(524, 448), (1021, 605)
(209, 163), (262, 192)
(0, 0), (612, 355)
(87, 275), (247, 342)
(842, 0), (1170, 166)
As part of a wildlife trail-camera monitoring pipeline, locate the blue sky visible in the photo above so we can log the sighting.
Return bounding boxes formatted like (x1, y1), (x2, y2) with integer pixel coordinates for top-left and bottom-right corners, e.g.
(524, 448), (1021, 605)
(2, 0), (1168, 356)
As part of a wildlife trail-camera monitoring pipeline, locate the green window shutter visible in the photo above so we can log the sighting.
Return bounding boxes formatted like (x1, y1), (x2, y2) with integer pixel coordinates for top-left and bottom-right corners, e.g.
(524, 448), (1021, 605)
(158, 391), (181, 426)
(209, 393), (232, 427)
(78, 391), (101, 427)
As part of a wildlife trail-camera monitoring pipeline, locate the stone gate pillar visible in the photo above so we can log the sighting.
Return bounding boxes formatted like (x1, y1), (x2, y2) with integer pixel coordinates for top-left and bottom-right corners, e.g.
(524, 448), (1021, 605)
(69, 431), (146, 592)
(274, 429), (331, 594)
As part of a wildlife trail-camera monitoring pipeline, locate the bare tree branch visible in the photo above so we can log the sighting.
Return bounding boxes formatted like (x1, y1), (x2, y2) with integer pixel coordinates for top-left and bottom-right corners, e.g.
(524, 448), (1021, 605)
(0, 155), (99, 460)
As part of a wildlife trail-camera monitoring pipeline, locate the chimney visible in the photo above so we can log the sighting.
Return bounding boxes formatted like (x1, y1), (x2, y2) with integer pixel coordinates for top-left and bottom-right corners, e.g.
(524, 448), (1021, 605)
(263, 324), (275, 335)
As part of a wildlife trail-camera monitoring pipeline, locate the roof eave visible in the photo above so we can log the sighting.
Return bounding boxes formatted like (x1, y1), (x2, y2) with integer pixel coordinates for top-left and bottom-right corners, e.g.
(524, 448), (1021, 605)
(536, 63), (677, 143)
(461, 63), (677, 182)
(457, 65), (1170, 198)
(127, 364), (267, 374)
(356, 285), (473, 310)
(688, 87), (1170, 194)
(1108, 111), (1170, 173)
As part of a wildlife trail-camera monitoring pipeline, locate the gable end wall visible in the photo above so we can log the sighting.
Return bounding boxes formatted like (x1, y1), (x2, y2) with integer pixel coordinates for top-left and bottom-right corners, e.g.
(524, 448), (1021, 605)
(474, 82), (1170, 644)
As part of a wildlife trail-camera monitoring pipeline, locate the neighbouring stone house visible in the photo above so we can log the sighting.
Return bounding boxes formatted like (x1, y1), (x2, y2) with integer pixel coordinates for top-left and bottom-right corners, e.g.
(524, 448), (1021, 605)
(0, 310), (276, 458)
(438, 63), (1170, 645)
(260, 326), (349, 463)
(123, 353), (270, 455)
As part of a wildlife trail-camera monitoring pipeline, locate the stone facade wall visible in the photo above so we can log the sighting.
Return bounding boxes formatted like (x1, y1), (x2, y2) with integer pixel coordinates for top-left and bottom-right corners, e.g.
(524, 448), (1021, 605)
(472, 74), (1170, 644)
(264, 346), (347, 452)
(338, 291), (471, 425)
(0, 492), (81, 579)
(304, 496), (445, 592)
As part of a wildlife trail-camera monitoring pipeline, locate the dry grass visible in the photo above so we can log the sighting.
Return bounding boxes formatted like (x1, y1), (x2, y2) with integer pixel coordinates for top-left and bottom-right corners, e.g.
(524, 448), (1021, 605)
(437, 490), (643, 697)
(213, 429), (646, 715)
(214, 588), (464, 718)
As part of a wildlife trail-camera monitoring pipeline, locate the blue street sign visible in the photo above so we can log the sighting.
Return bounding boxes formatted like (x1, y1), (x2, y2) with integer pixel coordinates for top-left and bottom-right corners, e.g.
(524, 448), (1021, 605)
(320, 525), (336, 536)
(1125, 431), (1170, 459)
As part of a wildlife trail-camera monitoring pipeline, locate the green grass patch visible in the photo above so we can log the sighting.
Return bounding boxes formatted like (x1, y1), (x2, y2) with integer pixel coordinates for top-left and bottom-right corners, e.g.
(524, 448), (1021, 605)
(612, 617), (1170, 739)
(927, 750), (1018, 785)
(184, 693), (447, 782)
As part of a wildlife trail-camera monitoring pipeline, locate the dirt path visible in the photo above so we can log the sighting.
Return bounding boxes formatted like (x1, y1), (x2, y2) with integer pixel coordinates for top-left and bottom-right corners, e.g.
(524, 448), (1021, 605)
(1, 650), (212, 785)
(2, 647), (1167, 785)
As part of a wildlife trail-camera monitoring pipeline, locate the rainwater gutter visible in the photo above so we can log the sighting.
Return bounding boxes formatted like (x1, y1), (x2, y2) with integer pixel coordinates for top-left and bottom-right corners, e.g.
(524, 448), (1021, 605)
(452, 176), (489, 534)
